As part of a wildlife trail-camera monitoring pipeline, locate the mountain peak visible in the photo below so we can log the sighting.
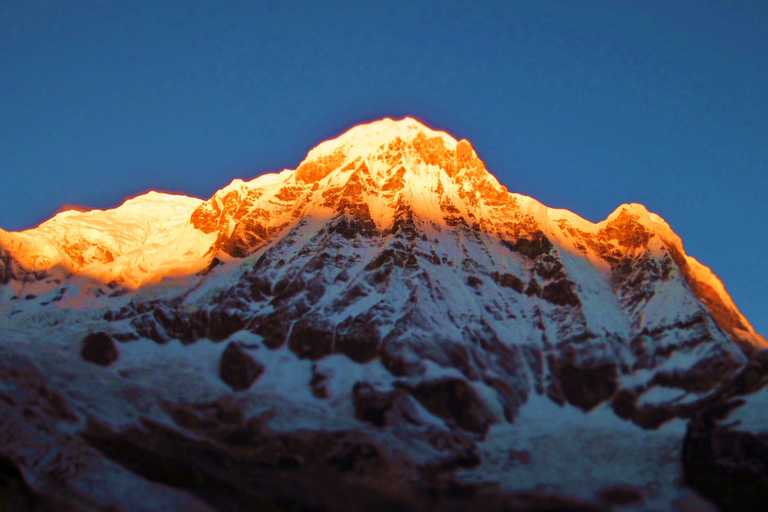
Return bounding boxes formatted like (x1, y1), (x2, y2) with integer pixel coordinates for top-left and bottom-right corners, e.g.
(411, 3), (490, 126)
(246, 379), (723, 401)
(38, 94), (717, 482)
(1, 118), (764, 353)
(305, 117), (459, 161)
(294, 117), (486, 184)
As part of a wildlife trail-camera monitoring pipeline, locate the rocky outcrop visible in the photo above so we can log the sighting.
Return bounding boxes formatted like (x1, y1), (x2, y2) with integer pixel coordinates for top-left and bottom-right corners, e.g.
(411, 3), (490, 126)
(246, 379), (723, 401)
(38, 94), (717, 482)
(408, 378), (495, 435)
(352, 382), (417, 428)
(219, 342), (264, 391)
(0, 357), (139, 511)
(287, 319), (334, 360)
(80, 332), (119, 367)
(81, 397), (606, 512)
(682, 411), (768, 512)
(680, 350), (768, 511)
(0, 452), (117, 512)
(547, 356), (619, 412)
(609, 351), (768, 432)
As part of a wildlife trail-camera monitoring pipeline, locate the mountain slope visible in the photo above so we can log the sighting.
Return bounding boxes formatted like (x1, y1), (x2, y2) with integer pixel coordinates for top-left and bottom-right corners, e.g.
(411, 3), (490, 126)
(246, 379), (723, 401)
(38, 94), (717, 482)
(0, 191), (213, 288)
(0, 117), (766, 511)
(2, 118), (763, 356)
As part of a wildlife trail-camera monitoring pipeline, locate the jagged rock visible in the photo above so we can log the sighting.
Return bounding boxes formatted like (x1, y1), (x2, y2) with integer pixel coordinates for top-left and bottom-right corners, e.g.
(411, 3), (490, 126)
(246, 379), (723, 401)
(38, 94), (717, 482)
(493, 272), (524, 293)
(483, 377), (520, 422)
(250, 315), (290, 349)
(309, 364), (331, 399)
(524, 278), (542, 297)
(206, 309), (248, 342)
(466, 275), (483, 288)
(408, 378), (494, 435)
(442, 341), (480, 381)
(610, 388), (676, 429)
(677, 352), (768, 511)
(682, 408), (768, 512)
(335, 317), (380, 363)
(553, 360), (618, 411)
(541, 279), (581, 307)
(501, 233), (553, 259)
(288, 319), (334, 360)
(611, 388), (637, 419)
(727, 350), (768, 395)
(380, 338), (423, 377)
(352, 382), (420, 428)
(651, 353), (742, 393)
(80, 332), (119, 367)
(219, 342), (264, 391)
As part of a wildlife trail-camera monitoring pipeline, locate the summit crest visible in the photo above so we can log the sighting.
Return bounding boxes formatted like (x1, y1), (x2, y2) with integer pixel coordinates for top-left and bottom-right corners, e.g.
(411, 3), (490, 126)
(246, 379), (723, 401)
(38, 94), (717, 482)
(294, 116), (486, 183)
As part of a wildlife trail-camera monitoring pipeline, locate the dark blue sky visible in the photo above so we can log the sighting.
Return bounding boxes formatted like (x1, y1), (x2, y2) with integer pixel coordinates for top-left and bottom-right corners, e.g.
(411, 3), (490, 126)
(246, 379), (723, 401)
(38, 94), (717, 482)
(1, 0), (766, 335)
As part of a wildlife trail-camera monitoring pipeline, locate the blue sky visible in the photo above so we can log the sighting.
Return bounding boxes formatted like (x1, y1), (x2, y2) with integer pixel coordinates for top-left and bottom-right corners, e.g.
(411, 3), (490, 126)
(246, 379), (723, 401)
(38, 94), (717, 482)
(1, 0), (766, 335)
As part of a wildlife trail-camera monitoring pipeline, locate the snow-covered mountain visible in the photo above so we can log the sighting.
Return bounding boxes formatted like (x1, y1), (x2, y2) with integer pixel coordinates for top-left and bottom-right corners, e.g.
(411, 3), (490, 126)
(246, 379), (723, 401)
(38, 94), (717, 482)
(1, 117), (766, 511)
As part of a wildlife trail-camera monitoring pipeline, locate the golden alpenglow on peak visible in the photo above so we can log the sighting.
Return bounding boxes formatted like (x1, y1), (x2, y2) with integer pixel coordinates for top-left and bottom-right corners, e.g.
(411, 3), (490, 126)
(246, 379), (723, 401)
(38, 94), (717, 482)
(294, 117), (486, 184)
(0, 117), (764, 354)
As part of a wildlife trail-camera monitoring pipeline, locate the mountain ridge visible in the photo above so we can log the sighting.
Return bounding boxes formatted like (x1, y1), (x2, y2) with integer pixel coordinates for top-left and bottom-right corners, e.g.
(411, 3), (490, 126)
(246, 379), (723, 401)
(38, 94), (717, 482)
(1, 117), (764, 351)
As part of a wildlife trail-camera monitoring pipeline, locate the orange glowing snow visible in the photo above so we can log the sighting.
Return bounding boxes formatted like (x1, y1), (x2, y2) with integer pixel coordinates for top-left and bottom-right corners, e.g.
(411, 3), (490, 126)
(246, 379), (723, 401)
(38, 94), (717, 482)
(1, 117), (764, 350)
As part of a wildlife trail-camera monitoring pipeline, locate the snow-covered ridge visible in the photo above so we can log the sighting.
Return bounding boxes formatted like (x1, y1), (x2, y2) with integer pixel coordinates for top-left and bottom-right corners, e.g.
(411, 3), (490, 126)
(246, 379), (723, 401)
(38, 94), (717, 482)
(305, 116), (459, 163)
(0, 117), (764, 350)
(0, 191), (214, 288)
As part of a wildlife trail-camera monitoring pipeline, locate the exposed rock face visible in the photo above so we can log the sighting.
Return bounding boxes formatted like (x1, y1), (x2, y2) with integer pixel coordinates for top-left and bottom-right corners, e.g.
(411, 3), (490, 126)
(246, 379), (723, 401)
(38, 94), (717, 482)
(79, 397), (606, 512)
(80, 332), (119, 367)
(287, 319), (334, 360)
(554, 361), (619, 412)
(0, 451), (114, 512)
(680, 350), (768, 512)
(409, 379), (495, 435)
(683, 416), (768, 512)
(352, 382), (413, 427)
(0, 356), (180, 512)
(219, 342), (264, 391)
